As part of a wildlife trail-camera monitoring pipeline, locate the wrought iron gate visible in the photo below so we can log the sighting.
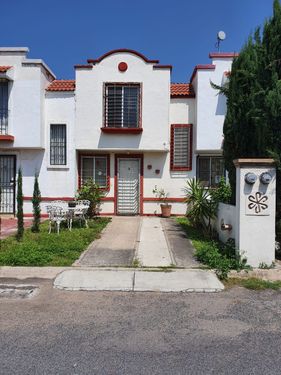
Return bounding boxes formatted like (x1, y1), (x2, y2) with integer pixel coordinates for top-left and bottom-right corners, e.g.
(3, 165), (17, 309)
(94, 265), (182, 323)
(0, 155), (16, 214)
(117, 159), (140, 215)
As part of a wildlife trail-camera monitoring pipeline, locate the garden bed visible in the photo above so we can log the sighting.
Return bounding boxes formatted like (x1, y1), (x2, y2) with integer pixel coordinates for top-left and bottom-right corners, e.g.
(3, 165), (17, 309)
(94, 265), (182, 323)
(0, 218), (110, 266)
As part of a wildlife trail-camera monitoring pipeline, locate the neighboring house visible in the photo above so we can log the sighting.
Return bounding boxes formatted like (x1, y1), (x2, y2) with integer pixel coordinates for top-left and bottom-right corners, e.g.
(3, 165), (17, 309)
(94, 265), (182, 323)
(0, 47), (237, 216)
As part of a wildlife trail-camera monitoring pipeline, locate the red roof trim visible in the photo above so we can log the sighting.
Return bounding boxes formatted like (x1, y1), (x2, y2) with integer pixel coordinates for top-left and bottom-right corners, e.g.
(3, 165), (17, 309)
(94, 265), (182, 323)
(0, 66), (12, 73)
(153, 65), (172, 70)
(190, 64), (216, 82)
(74, 64), (93, 69)
(87, 49), (159, 64)
(209, 52), (239, 58)
(46, 80), (75, 92)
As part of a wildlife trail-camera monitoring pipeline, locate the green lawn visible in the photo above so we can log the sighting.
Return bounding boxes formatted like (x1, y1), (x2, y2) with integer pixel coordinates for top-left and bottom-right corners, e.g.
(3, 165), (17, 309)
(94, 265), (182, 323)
(0, 218), (110, 266)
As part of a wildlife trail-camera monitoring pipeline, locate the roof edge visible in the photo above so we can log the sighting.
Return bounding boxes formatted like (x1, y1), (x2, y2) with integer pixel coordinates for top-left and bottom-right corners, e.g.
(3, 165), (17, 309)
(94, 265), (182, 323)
(87, 49), (159, 64)
(0, 47), (29, 53)
(22, 59), (56, 79)
(190, 64), (216, 82)
(209, 52), (239, 58)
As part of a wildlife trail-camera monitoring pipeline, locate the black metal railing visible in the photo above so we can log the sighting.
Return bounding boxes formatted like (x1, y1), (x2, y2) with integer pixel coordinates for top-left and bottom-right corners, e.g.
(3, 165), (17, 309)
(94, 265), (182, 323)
(0, 109), (8, 134)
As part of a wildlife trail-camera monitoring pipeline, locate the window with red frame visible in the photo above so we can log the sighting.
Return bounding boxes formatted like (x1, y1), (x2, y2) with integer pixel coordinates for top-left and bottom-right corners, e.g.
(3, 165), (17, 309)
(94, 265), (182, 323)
(104, 83), (140, 128)
(81, 156), (108, 188)
(170, 124), (192, 171)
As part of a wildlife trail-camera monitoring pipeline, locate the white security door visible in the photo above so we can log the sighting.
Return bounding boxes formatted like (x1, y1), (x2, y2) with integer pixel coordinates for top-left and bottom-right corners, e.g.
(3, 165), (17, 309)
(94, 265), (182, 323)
(117, 159), (140, 215)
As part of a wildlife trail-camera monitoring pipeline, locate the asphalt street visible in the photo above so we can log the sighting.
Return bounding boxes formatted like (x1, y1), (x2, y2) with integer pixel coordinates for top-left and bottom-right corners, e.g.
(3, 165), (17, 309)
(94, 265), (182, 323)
(1, 280), (281, 375)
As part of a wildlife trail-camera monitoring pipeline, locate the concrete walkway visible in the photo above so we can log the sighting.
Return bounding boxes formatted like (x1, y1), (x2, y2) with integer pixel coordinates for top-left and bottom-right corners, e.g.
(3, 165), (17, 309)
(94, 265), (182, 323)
(54, 268), (224, 292)
(137, 217), (173, 267)
(76, 216), (140, 267)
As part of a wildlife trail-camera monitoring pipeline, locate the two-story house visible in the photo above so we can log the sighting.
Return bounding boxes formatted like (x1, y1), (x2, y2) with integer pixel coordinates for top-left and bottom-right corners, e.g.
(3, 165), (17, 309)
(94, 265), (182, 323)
(0, 47), (237, 216)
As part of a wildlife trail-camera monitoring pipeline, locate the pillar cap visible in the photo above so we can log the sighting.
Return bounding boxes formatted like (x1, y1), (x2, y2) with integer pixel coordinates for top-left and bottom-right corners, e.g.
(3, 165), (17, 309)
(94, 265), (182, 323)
(233, 158), (275, 167)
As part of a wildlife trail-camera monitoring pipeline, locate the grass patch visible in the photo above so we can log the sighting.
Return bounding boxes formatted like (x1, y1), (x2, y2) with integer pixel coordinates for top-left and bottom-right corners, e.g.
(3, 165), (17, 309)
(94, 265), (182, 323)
(0, 218), (110, 266)
(176, 217), (249, 280)
(224, 278), (281, 290)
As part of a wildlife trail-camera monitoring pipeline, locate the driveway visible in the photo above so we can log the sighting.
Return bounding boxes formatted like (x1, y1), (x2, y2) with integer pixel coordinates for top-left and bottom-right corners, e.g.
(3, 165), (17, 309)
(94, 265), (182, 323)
(76, 216), (199, 268)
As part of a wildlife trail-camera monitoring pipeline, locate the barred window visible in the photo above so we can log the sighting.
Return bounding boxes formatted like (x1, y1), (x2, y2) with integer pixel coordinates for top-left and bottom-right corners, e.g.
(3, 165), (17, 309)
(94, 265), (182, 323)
(197, 156), (225, 187)
(81, 156), (108, 188)
(105, 84), (140, 128)
(170, 124), (192, 171)
(50, 124), (67, 165)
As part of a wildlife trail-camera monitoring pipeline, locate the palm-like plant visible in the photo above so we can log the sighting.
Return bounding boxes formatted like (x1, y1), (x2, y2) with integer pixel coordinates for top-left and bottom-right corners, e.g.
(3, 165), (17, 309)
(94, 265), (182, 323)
(184, 178), (217, 232)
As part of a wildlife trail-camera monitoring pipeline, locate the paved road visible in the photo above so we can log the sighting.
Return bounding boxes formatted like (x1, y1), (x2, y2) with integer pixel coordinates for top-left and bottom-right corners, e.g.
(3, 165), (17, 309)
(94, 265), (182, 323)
(1, 280), (281, 375)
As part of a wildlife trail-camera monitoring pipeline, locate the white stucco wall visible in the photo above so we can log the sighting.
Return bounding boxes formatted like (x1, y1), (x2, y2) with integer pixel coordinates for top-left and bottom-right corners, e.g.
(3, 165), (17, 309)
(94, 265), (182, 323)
(194, 58), (233, 152)
(0, 49), (53, 149)
(75, 52), (170, 152)
(216, 203), (236, 243)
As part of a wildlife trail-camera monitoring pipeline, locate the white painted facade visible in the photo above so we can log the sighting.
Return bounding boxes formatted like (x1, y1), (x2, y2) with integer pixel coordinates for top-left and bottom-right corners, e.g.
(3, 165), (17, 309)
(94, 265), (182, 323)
(0, 47), (235, 216)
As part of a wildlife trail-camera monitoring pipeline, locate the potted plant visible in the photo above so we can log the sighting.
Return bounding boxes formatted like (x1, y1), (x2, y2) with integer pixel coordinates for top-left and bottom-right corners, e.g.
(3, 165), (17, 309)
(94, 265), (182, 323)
(153, 186), (172, 218)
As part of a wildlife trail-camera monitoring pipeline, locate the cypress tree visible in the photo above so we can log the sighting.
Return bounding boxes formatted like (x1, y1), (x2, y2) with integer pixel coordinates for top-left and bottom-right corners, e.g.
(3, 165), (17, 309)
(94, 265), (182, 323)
(222, 0), (281, 237)
(16, 168), (24, 240)
(31, 174), (41, 232)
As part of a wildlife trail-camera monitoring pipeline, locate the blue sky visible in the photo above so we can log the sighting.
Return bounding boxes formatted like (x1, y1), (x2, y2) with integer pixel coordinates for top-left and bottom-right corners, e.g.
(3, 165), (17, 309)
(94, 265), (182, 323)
(2, 0), (274, 82)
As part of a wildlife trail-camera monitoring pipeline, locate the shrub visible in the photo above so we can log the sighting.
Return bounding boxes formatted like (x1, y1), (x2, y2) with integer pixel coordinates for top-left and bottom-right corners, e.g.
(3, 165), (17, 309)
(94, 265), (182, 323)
(76, 179), (105, 218)
(210, 177), (232, 205)
(16, 168), (24, 240)
(31, 174), (41, 232)
(183, 178), (217, 233)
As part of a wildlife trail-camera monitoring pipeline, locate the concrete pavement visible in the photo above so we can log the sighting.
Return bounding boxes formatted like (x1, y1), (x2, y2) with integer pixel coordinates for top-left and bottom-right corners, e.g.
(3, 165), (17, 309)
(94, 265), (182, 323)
(54, 268), (224, 292)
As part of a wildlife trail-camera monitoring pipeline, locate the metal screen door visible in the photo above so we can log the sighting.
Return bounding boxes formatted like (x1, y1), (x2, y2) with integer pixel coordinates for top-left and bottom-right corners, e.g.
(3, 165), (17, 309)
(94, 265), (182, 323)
(117, 159), (140, 215)
(0, 155), (16, 214)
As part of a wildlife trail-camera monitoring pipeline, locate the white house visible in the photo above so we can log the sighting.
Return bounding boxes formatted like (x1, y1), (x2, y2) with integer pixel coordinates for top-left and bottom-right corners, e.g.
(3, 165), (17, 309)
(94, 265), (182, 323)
(0, 47), (237, 216)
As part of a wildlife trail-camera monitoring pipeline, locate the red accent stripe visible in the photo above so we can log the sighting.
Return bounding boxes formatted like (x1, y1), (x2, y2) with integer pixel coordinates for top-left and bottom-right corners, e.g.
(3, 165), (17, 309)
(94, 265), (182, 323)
(143, 197), (185, 203)
(23, 213), (48, 218)
(153, 65), (172, 70)
(101, 127), (143, 134)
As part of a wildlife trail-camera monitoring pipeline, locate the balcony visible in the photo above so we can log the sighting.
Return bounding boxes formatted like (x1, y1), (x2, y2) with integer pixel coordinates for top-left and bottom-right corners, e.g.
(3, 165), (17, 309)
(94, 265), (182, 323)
(0, 109), (14, 142)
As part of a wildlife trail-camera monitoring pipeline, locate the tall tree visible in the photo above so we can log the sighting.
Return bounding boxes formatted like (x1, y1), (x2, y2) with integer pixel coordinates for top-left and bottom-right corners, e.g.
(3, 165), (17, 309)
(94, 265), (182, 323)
(223, 0), (281, 207)
(31, 174), (41, 232)
(16, 168), (24, 240)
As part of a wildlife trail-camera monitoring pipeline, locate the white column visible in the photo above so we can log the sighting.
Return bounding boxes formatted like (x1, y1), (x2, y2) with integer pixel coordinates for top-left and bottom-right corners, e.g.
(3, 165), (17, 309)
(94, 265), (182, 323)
(234, 159), (276, 267)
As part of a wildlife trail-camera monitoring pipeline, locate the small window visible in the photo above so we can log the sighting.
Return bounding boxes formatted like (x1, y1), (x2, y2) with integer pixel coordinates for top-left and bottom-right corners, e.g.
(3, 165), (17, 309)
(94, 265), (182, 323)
(50, 124), (67, 165)
(0, 80), (8, 135)
(104, 84), (140, 128)
(170, 124), (192, 171)
(81, 156), (108, 189)
(197, 156), (225, 187)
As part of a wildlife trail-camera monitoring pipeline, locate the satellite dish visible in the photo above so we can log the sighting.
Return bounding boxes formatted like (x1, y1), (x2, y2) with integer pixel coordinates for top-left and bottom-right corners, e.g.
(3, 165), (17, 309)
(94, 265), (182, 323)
(218, 31), (226, 41)
(215, 31), (226, 51)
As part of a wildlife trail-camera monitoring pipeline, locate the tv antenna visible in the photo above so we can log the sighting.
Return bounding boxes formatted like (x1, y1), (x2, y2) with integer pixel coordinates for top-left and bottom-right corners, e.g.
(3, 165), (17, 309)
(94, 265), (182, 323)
(215, 31), (226, 52)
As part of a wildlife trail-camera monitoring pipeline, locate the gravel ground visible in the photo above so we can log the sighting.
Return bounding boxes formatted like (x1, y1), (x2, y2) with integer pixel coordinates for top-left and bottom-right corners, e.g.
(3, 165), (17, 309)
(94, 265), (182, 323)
(1, 280), (281, 375)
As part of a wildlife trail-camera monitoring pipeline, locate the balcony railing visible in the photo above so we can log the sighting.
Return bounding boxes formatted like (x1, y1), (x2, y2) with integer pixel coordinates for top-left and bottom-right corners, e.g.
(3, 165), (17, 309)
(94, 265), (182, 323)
(0, 109), (8, 134)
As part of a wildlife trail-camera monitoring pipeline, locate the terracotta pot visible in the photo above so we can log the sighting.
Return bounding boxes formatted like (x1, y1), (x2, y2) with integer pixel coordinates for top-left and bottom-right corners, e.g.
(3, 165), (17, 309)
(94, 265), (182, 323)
(160, 204), (172, 218)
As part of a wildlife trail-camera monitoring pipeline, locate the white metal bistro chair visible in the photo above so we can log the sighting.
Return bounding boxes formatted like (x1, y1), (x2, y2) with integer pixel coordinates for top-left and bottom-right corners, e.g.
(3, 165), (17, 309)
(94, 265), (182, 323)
(46, 205), (68, 234)
(68, 200), (90, 230)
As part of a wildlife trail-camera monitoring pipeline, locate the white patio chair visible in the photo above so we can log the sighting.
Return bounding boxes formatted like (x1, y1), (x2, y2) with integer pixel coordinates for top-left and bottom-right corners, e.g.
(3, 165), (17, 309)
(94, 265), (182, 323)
(69, 200), (90, 230)
(46, 205), (68, 234)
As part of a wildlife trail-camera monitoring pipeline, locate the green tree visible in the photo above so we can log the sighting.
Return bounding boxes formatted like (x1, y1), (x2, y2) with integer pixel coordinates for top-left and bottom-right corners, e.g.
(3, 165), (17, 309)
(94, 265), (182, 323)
(16, 168), (24, 240)
(31, 174), (41, 232)
(221, 0), (281, 235)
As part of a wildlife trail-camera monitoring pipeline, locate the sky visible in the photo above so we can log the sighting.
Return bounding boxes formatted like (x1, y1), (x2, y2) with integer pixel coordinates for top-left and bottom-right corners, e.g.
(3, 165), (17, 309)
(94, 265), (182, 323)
(1, 0), (275, 82)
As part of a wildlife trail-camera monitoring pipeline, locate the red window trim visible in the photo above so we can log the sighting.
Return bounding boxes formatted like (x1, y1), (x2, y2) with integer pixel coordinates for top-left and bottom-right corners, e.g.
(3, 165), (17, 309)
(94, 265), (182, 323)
(78, 153), (110, 191)
(170, 124), (193, 171)
(0, 135), (14, 141)
(103, 82), (142, 131)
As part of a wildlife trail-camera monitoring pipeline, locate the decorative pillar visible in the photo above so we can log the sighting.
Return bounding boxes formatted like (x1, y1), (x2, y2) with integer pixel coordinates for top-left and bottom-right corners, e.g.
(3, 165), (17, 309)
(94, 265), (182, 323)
(234, 159), (276, 267)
